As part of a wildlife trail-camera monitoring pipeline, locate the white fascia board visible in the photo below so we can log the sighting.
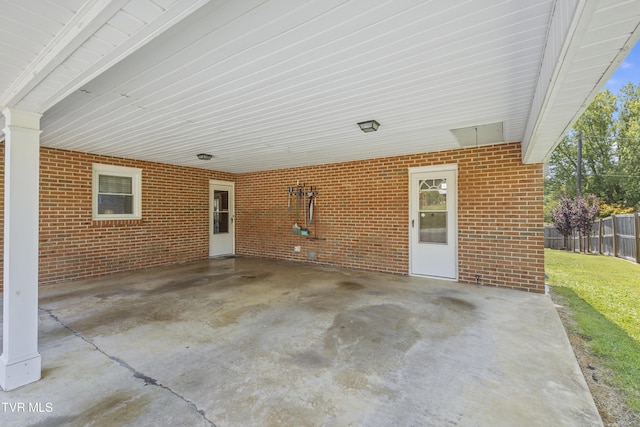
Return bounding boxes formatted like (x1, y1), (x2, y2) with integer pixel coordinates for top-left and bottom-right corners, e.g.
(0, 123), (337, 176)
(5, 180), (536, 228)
(39, 0), (211, 113)
(0, 0), (130, 111)
(540, 27), (640, 165)
(522, 0), (640, 164)
(521, 0), (590, 164)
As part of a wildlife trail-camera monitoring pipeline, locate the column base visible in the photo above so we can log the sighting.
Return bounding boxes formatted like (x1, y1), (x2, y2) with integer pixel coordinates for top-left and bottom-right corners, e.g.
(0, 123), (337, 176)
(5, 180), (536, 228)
(0, 353), (41, 391)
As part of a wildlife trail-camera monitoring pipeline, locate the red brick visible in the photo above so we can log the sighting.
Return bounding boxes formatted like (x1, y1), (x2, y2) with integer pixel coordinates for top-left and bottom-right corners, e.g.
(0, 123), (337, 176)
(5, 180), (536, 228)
(0, 142), (544, 293)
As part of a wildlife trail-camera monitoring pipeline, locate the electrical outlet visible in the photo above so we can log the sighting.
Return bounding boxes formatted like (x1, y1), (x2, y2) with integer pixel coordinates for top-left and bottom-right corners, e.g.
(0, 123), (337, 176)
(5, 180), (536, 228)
(294, 246), (301, 252)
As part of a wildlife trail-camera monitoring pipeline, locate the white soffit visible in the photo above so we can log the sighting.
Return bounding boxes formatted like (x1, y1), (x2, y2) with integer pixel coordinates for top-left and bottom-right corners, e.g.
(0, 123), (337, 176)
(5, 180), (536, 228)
(37, 0), (557, 173)
(1, 0), (639, 173)
(450, 122), (504, 147)
(0, 0), (210, 135)
(522, 0), (640, 164)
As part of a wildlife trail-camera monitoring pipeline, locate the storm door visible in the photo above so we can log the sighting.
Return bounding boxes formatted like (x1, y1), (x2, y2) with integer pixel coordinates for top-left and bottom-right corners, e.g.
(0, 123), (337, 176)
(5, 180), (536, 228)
(409, 166), (457, 279)
(210, 180), (235, 256)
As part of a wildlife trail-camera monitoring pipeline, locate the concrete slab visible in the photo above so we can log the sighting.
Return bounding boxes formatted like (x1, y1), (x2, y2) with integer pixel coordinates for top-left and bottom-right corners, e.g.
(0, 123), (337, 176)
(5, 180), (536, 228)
(1, 257), (601, 426)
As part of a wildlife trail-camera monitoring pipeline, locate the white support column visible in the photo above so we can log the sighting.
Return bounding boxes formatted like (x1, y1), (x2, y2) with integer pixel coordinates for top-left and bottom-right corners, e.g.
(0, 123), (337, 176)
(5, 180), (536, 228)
(1, 107), (42, 391)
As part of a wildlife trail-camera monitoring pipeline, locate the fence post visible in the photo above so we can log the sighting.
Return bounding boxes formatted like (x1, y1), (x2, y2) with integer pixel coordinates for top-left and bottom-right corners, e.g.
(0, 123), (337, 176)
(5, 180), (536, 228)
(635, 212), (639, 264)
(584, 233), (591, 254)
(612, 214), (618, 258)
(599, 217), (603, 254)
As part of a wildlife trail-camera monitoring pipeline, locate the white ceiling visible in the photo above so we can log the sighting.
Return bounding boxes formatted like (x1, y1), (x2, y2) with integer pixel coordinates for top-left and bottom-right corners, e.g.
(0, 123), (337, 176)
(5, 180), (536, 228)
(1, 0), (639, 173)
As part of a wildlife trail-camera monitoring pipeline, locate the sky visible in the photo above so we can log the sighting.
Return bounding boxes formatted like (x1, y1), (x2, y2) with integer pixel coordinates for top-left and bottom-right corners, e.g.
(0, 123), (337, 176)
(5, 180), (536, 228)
(604, 40), (640, 93)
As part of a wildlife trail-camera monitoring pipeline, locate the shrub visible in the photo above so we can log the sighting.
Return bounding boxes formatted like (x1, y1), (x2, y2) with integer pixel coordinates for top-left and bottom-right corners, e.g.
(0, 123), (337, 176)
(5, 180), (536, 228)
(599, 202), (635, 218)
(573, 195), (599, 237)
(552, 194), (599, 251)
(552, 194), (574, 249)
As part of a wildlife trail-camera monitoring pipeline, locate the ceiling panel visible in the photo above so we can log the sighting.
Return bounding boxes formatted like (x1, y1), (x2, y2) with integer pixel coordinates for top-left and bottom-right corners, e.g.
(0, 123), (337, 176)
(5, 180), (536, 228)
(0, 0), (78, 103)
(36, 0), (555, 172)
(2, 0), (639, 173)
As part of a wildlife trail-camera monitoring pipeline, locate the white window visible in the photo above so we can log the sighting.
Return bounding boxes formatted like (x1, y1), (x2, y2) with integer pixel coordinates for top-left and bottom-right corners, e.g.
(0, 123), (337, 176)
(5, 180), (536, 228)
(92, 164), (142, 220)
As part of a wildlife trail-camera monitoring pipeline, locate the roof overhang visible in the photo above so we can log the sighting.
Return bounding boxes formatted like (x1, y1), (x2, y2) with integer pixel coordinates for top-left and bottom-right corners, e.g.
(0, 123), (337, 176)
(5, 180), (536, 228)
(521, 0), (640, 164)
(1, 0), (639, 172)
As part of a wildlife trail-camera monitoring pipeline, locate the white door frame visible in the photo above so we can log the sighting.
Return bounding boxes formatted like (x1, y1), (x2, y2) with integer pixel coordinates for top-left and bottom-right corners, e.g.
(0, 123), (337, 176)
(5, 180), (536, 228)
(209, 180), (235, 257)
(408, 164), (458, 280)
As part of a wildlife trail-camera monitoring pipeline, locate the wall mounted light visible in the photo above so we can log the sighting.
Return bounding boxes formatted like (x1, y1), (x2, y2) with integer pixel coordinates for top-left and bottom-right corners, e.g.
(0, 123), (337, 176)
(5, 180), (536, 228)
(197, 153), (213, 160)
(357, 120), (380, 133)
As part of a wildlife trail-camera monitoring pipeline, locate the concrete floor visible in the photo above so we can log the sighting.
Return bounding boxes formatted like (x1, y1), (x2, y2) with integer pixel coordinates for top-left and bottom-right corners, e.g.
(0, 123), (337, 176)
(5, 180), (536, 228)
(1, 257), (601, 426)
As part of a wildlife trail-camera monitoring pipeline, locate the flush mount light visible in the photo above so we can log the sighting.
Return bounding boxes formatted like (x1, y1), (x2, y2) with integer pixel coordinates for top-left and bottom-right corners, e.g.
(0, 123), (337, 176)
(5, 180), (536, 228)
(197, 153), (213, 160)
(357, 120), (380, 133)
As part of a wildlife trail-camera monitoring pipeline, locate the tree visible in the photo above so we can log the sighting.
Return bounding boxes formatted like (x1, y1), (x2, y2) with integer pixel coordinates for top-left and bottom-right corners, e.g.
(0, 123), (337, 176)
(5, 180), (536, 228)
(571, 194), (599, 252)
(616, 83), (640, 206)
(545, 84), (640, 211)
(552, 194), (574, 250)
(551, 194), (599, 252)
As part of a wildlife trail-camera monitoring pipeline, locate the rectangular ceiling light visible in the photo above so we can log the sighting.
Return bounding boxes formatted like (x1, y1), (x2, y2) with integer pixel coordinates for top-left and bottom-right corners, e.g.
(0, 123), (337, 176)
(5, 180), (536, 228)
(357, 120), (380, 133)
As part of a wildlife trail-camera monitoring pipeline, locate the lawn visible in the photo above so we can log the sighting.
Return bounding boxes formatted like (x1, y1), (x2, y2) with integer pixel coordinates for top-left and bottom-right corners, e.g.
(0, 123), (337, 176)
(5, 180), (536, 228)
(545, 249), (640, 413)
(545, 249), (640, 343)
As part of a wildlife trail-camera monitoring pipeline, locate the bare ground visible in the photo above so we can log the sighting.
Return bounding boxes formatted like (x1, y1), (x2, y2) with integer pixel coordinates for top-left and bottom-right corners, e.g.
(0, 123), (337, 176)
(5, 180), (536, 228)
(550, 289), (639, 427)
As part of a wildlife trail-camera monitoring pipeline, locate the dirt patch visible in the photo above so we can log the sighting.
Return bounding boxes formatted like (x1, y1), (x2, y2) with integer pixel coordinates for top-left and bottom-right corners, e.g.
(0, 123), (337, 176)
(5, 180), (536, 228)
(551, 290), (639, 427)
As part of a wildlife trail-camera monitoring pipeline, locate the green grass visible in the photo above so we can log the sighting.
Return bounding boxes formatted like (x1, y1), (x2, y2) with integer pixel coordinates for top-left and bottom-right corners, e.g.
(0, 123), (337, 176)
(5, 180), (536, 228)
(545, 249), (640, 412)
(545, 249), (640, 343)
(552, 287), (640, 412)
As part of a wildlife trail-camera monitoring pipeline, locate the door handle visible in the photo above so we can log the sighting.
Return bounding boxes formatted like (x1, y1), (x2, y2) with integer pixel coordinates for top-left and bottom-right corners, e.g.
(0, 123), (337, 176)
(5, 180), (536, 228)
(411, 219), (414, 228)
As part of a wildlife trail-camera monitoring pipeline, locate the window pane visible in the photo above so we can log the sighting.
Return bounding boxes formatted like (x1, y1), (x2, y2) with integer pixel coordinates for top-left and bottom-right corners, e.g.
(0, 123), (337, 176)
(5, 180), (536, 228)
(214, 212), (229, 234)
(213, 190), (230, 234)
(419, 212), (447, 244)
(420, 191), (446, 210)
(214, 190), (229, 210)
(99, 175), (132, 194)
(419, 179), (447, 210)
(98, 194), (133, 214)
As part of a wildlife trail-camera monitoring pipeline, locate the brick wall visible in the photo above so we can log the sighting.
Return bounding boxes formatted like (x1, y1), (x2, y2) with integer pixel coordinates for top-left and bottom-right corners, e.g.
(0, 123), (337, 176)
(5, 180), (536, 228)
(236, 142), (545, 292)
(1, 146), (235, 285)
(0, 142), (544, 292)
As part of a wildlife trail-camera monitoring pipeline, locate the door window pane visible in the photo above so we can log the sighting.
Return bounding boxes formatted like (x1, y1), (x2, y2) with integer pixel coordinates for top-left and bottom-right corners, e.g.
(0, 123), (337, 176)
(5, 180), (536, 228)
(420, 212), (447, 244)
(418, 178), (447, 244)
(214, 190), (229, 234)
(419, 179), (447, 210)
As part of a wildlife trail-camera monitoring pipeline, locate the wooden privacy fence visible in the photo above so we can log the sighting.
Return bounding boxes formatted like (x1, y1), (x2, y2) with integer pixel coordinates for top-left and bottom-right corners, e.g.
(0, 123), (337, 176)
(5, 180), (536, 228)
(544, 213), (640, 263)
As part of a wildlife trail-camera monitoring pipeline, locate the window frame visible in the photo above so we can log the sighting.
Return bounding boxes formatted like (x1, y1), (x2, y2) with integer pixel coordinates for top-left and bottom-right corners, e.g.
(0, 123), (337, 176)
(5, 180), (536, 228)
(92, 163), (142, 220)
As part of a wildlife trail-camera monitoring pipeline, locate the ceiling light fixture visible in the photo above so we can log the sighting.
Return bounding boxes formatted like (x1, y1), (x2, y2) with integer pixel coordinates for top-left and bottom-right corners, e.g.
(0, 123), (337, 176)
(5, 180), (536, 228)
(357, 120), (380, 133)
(197, 153), (213, 160)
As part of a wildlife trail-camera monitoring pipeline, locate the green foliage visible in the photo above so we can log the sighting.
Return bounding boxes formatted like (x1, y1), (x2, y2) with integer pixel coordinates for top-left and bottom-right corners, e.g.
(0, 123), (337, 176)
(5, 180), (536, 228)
(543, 193), (560, 224)
(617, 84), (640, 204)
(545, 84), (640, 210)
(546, 249), (640, 412)
(598, 202), (635, 217)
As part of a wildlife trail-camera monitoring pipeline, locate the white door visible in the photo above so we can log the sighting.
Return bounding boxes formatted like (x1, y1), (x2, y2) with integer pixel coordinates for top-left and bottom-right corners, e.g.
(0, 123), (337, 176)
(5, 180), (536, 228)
(210, 180), (235, 257)
(409, 166), (457, 279)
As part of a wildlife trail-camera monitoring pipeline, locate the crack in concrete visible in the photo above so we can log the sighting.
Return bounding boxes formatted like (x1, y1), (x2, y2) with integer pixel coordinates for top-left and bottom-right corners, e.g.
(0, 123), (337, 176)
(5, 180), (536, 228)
(40, 307), (217, 427)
